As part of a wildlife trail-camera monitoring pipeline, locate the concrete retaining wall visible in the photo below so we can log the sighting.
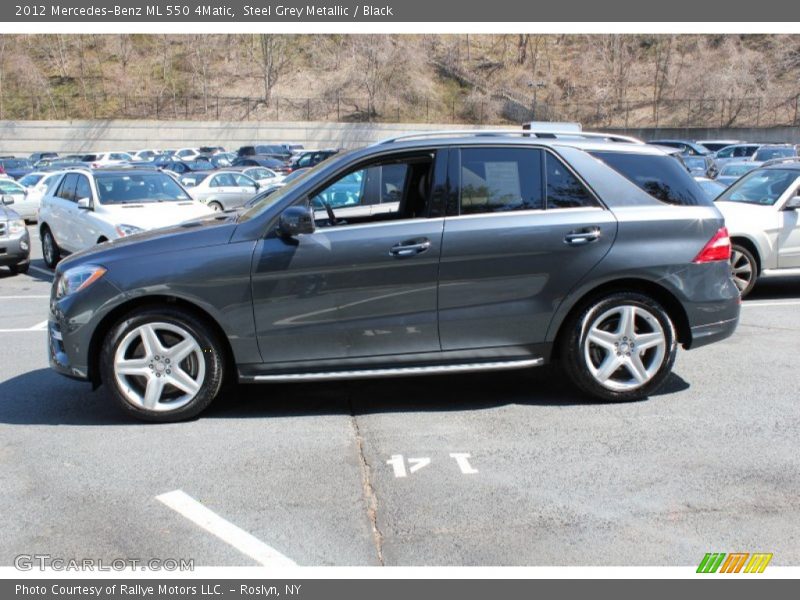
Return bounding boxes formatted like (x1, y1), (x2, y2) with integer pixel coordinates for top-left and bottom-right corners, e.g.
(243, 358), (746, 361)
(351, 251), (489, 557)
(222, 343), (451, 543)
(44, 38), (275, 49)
(1, 120), (797, 155)
(0, 120), (516, 154)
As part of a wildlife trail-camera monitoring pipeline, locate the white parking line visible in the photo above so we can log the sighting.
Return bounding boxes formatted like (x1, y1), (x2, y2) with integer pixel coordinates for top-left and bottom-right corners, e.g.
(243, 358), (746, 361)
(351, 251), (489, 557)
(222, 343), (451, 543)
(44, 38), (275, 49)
(156, 490), (297, 568)
(0, 295), (50, 300)
(0, 320), (49, 333)
(743, 300), (800, 307)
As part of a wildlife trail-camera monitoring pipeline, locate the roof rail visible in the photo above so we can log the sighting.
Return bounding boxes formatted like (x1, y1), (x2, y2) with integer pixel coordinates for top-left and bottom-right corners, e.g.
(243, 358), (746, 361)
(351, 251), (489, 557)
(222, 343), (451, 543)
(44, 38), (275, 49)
(371, 129), (644, 146)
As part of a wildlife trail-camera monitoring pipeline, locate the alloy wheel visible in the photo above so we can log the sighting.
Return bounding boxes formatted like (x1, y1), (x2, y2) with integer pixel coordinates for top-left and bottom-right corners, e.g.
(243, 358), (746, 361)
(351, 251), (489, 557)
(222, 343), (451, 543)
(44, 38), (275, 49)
(583, 304), (667, 392)
(730, 248), (754, 293)
(113, 322), (206, 412)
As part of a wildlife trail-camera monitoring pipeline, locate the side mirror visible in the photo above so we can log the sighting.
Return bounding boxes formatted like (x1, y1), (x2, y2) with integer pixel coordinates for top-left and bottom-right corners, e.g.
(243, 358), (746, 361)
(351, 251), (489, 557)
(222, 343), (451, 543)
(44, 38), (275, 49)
(254, 182), (261, 190)
(278, 205), (315, 237)
(1, 194), (14, 205)
(785, 196), (800, 210)
(76, 197), (92, 209)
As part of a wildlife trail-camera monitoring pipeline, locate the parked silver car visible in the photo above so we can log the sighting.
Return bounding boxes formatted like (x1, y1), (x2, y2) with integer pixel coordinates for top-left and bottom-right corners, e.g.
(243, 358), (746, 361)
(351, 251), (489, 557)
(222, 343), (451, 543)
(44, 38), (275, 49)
(715, 159), (800, 296)
(181, 170), (260, 211)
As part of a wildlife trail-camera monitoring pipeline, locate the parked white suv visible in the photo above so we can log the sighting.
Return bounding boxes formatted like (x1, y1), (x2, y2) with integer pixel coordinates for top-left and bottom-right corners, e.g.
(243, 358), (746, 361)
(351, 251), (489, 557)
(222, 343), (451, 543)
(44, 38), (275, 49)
(38, 168), (214, 268)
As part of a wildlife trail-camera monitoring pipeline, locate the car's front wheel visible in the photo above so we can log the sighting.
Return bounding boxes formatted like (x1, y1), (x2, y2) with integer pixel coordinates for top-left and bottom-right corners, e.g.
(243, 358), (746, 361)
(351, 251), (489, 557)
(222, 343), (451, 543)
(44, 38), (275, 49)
(730, 244), (757, 298)
(100, 307), (225, 422)
(208, 201), (223, 212)
(41, 227), (60, 269)
(560, 292), (677, 402)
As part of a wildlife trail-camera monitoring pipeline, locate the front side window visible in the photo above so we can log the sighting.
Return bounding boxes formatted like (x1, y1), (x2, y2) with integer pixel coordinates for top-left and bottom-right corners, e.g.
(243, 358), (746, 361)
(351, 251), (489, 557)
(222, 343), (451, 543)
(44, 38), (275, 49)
(716, 169), (800, 206)
(233, 174), (257, 188)
(74, 175), (92, 201)
(459, 147), (543, 214)
(56, 174), (78, 201)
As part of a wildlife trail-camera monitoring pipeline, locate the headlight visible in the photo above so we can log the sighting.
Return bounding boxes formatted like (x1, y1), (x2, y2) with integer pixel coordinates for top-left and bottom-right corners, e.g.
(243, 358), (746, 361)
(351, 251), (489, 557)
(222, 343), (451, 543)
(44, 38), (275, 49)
(8, 219), (25, 234)
(55, 265), (106, 299)
(115, 224), (144, 237)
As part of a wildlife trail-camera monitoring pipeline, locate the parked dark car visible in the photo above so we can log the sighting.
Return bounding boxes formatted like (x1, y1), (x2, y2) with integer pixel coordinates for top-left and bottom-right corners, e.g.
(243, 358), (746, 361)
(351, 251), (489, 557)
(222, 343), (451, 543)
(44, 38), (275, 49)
(160, 159), (215, 175)
(0, 157), (35, 180)
(236, 145), (292, 162)
(29, 151), (59, 163)
(232, 155), (290, 174)
(289, 149), (339, 171)
(47, 132), (739, 422)
(0, 195), (31, 274)
(751, 145), (799, 164)
(647, 140), (711, 156)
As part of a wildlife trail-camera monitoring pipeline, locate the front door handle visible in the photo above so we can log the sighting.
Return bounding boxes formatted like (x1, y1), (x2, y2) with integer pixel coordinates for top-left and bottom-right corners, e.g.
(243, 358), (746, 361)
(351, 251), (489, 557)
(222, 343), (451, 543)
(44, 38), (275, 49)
(390, 238), (431, 257)
(564, 227), (601, 246)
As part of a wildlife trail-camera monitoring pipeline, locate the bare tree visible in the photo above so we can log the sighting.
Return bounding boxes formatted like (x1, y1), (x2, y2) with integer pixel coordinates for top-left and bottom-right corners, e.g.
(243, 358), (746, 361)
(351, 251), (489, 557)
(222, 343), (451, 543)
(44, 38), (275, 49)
(252, 34), (292, 106)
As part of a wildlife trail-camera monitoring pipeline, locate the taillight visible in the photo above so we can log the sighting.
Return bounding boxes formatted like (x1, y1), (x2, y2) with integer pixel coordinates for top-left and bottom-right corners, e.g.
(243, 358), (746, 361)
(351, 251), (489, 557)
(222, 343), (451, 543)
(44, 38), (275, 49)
(693, 227), (731, 263)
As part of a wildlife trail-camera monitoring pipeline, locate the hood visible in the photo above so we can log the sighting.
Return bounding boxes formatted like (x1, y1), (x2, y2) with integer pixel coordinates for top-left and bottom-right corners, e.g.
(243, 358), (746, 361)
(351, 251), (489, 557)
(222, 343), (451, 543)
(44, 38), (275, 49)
(0, 204), (22, 220)
(98, 200), (214, 230)
(715, 200), (779, 236)
(58, 214), (239, 271)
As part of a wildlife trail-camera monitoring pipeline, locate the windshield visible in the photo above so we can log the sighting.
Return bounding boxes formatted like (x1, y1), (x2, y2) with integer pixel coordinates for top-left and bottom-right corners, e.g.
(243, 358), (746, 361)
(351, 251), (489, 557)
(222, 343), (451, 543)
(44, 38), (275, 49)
(179, 173), (211, 187)
(95, 173), (191, 204)
(720, 164), (756, 177)
(753, 147), (796, 162)
(682, 156), (706, 170)
(19, 173), (44, 187)
(0, 179), (24, 193)
(716, 169), (800, 206)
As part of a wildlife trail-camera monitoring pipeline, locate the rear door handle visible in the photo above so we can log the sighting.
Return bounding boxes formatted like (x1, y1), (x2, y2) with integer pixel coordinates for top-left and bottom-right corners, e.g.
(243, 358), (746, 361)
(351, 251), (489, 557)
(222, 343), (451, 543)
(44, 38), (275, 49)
(390, 238), (431, 257)
(564, 227), (601, 246)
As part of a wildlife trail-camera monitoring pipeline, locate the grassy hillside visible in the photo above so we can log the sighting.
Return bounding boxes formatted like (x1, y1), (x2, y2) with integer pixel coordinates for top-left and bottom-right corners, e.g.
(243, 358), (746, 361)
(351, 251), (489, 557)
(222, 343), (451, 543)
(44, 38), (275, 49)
(0, 34), (798, 126)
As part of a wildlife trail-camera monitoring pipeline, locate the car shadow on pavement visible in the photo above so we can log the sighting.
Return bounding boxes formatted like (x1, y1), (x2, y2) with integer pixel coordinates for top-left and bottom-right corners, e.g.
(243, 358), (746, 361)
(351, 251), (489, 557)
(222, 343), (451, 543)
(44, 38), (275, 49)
(746, 275), (800, 301)
(0, 366), (690, 426)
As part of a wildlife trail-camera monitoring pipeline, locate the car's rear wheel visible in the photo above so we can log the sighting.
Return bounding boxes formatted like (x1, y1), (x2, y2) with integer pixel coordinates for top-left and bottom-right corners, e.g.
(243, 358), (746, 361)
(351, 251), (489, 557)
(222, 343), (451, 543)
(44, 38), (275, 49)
(100, 307), (225, 422)
(560, 292), (677, 402)
(730, 244), (757, 298)
(41, 227), (60, 269)
(208, 201), (223, 212)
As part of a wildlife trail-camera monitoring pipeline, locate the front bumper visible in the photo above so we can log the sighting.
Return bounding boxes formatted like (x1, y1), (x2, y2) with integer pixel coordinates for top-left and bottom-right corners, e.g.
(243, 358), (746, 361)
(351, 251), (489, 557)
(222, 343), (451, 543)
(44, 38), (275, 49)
(0, 229), (31, 267)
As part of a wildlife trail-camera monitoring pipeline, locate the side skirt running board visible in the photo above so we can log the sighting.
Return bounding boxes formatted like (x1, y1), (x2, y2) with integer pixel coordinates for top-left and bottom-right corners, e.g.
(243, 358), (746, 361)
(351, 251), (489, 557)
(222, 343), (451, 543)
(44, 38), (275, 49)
(240, 358), (544, 383)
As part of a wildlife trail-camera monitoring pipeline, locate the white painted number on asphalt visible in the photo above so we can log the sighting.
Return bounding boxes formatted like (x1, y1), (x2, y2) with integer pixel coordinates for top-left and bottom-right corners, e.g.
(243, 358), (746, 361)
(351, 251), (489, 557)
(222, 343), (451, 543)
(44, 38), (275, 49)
(450, 452), (479, 474)
(386, 454), (431, 478)
(387, 453), (478, 477)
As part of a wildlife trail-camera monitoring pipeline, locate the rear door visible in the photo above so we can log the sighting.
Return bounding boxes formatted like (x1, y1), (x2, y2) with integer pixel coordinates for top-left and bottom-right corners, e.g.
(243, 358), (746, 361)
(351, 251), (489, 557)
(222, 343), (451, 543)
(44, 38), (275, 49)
(438, 146), (617, 351)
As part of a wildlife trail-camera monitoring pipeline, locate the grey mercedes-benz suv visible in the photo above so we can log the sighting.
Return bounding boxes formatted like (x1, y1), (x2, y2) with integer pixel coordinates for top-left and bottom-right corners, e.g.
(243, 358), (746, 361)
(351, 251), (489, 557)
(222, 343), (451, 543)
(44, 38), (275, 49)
(48, 131), (740, 422)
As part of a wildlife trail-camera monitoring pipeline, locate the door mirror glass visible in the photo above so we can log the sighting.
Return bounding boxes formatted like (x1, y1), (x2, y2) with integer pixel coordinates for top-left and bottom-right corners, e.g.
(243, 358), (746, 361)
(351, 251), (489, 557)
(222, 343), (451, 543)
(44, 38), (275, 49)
(279, 205), (315, 237)
(76, 197), (92, 209)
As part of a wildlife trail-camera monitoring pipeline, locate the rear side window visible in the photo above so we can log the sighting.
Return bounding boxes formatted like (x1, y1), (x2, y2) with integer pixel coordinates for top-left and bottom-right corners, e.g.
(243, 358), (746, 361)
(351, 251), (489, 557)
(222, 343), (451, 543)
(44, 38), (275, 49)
(459, 147), (543, 214)
(75, 175), (92, 201)
(545, 153), (598, 209)
(589, 151), (709, 206)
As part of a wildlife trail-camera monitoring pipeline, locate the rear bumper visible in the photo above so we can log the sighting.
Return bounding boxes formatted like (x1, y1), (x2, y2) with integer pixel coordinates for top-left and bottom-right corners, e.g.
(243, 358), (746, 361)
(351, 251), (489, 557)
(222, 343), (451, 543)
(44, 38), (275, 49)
(688, 315), (739, 349)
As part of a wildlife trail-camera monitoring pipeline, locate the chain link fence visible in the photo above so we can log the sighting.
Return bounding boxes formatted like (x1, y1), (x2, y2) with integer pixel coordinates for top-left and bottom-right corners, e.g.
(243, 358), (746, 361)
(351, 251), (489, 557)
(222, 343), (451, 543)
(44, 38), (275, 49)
(1, 93), (799, 127)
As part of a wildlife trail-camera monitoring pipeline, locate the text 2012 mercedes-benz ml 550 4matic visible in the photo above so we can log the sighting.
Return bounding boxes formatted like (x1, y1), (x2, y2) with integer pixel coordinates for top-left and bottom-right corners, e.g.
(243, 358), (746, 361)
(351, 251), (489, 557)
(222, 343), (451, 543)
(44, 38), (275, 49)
(47, 132), (740, 422)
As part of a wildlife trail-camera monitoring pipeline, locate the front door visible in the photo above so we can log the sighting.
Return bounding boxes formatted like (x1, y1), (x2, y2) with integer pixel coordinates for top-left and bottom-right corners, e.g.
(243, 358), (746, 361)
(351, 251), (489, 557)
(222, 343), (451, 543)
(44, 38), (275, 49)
(251, 150), (446, 365)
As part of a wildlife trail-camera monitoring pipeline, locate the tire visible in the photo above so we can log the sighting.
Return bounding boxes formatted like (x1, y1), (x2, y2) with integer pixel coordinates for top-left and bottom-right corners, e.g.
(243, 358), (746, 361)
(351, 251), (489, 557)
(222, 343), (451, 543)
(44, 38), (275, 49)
(41, 227), (61, 269)
(100, 306), (225, 422)
(560, 292), (677, 402)
(208, 201), (223, 212)
(9, 262), (29, 275)
(730, 244), (757, 298)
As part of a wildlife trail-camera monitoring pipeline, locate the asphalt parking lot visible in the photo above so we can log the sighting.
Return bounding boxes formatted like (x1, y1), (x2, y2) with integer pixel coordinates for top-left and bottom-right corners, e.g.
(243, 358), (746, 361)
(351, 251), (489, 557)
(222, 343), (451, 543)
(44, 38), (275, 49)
(1, 225), (798, 567)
